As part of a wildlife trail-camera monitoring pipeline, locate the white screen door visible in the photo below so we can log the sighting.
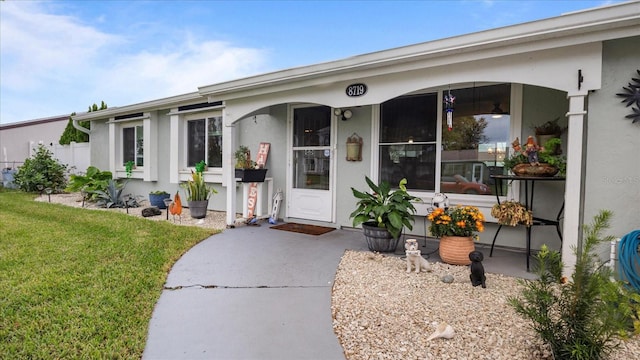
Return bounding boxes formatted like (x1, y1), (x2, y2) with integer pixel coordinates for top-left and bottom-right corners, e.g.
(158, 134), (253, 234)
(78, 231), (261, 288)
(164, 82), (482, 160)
(288, 105), (333, 222)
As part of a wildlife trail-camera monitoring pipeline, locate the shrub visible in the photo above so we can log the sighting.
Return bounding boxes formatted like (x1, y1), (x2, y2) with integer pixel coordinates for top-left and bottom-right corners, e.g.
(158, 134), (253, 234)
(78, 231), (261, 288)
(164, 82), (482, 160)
(65, 166), (113, 200)
(509, 210), (638, 359)
(93, 179), (141, 208)
(13, 144), (67, 192)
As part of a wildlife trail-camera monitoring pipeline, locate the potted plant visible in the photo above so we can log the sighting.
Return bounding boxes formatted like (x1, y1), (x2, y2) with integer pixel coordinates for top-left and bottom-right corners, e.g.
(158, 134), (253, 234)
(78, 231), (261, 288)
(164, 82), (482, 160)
(533, 117), (566, 154)
(491, 201), (533, 226)
(149, 190), (170, 209)
(427, 205), (485, 265)
(234, 145), (267, 182)
(504, 137), (566, 177)
(350, 177), (421, 252)
(181, 164), (217, 219)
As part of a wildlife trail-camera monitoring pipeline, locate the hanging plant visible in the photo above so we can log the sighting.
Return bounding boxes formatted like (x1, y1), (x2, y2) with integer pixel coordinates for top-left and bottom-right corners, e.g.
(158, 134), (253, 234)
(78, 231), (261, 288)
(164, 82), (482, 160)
(616, 69), (640, 124)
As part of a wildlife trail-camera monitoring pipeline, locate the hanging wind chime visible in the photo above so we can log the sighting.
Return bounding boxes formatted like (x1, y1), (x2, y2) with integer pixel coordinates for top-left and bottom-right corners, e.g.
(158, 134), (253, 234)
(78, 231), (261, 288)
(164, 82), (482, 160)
(444, 89), (455, 131)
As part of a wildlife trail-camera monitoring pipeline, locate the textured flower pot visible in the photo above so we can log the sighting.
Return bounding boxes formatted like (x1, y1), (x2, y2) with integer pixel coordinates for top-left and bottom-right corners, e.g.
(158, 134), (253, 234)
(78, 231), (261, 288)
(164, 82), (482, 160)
(439, 236), (475, 265)
(149, 193), (170, 209)
(187, 200), (209, 219)
(362, 222), (399, 253)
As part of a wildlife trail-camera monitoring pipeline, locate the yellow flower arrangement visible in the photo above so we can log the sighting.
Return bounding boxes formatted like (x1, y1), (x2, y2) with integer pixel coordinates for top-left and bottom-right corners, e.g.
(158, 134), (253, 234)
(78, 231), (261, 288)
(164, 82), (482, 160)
(427, 205), (485, 238)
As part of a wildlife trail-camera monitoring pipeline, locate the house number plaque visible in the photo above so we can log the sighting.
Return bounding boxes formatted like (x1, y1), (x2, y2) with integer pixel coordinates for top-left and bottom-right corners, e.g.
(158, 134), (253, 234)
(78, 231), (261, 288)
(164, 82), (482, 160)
(346, 83), (367, 97)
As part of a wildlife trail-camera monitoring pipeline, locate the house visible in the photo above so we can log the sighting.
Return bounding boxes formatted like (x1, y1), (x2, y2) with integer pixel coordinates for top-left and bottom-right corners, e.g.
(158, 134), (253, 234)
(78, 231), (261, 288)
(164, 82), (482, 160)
(73, 1), (640, 273)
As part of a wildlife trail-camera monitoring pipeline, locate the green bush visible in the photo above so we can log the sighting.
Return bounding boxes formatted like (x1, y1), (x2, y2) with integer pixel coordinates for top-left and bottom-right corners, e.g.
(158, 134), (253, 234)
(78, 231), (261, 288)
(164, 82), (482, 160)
(13, 145), (67, 192)
(66, 166), (113, 200)
(509, 210), (637, 359)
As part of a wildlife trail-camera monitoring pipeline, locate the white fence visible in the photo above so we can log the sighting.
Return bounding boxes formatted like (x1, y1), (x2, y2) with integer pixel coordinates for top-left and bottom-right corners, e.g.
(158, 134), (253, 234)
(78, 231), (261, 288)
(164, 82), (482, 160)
(1, 142), (90, 188)
(46, 142), (90, 174)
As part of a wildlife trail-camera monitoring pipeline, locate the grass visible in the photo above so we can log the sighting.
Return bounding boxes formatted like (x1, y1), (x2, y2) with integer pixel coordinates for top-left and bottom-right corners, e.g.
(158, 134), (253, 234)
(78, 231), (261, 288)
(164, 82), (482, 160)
(0, 191), (217, 358)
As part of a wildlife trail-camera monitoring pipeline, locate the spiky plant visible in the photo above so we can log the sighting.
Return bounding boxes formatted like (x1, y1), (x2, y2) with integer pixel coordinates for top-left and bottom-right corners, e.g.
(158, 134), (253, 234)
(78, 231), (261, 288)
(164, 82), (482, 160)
(509, 210), (638, 359)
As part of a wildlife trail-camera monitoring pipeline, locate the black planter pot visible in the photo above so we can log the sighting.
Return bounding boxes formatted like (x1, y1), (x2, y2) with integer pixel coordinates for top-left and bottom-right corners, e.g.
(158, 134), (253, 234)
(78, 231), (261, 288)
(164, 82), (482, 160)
(361, 222), (399, 253)
(235, 168), (268, 182)
(187, 200), (209, 219)
(149, 193), (171, 209)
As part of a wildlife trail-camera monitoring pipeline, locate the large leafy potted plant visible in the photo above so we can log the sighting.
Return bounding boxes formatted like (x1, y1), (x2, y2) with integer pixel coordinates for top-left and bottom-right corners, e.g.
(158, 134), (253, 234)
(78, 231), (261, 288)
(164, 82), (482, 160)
(427, 205), (485, 265)
(234, 145), (267, 182)
(182, 162), (217, 219)
(350, 177), (420, 252)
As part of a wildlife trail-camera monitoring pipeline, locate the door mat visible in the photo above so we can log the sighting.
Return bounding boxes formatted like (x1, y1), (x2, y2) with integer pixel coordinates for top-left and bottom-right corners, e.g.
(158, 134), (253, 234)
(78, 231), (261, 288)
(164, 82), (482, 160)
(270, 222), (336, 236)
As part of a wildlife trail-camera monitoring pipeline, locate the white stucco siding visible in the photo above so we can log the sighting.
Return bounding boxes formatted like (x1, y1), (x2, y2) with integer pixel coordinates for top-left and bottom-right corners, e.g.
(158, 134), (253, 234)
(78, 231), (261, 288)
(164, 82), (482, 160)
(583, 36), (640, 236)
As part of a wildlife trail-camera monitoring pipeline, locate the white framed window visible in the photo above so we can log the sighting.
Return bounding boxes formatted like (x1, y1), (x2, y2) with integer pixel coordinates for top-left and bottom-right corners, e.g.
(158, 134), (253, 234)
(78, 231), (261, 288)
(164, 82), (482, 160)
(122, 123), (143, 167)
(377, 83), (517, 197)
(186, 116), (222, 168)
(379, 93), (438, 191)
(108, 112), (157, 181)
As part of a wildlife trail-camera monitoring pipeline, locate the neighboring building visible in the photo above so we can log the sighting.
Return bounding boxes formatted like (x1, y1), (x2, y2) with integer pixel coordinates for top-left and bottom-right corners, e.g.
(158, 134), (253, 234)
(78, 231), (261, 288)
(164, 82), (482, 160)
(0, 115), (91, 186)
(73, 2), (640, 272)
(0, 115), (69, 169)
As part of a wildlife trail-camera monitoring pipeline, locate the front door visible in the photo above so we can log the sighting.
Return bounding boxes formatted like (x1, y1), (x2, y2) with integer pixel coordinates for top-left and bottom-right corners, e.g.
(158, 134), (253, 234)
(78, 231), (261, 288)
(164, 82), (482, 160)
(288, 105), (334, 222)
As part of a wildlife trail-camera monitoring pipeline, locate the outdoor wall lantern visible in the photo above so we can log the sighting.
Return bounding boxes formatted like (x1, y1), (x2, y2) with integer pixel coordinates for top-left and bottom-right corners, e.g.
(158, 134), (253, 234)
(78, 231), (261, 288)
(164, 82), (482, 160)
(334, 108), (353, 121)
(346, 133), (363, 161)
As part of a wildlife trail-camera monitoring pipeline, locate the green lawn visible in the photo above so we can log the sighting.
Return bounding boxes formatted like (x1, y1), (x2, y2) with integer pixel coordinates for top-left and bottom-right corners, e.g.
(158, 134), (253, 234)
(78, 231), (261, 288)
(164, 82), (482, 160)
(0, 191), (217, 358)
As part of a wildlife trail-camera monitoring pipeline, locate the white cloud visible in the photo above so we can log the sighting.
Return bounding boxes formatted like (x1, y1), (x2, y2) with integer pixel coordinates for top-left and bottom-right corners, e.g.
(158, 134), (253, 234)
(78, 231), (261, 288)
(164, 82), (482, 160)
(0, 1), (121, 91)
(96, 37), (267, 105)
(0, 1), (268, 123)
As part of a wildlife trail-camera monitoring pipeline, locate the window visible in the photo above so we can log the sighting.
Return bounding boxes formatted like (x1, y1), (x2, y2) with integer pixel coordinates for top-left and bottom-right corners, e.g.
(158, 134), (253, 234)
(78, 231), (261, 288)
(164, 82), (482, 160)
(122, 124), (143, 167)
(440, 84), (511, 196)
(186, 116), (222, 168)
(378, 84), (512, 196)
(379, 93), (438, 191)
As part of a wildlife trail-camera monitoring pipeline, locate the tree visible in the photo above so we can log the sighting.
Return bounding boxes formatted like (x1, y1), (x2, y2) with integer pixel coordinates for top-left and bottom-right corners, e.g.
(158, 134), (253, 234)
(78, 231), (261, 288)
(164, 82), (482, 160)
(58, 101), (107, 145)
(442, 115), (488, 150)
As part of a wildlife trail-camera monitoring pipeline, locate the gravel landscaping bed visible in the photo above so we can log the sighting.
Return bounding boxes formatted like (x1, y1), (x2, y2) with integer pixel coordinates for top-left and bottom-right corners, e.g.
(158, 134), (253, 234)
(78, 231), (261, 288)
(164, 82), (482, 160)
(35, 193), (230, 229)
(331, 250), (640, 360)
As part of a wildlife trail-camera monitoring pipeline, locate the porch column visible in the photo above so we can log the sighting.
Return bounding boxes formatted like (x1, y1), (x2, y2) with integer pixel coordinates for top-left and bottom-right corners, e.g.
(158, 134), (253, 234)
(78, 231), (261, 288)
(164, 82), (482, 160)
(563, 90), (588, 276)
(223, 108), (238, 226)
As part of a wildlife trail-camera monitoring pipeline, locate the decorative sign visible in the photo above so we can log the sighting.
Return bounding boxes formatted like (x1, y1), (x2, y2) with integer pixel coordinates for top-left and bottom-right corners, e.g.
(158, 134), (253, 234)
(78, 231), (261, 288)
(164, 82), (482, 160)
(346, 83), (367, 97)
(247, 142), (270, 219)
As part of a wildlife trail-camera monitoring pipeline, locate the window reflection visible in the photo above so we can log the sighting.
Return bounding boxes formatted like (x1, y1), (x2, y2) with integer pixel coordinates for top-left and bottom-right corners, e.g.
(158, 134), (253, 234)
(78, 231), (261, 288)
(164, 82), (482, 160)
(441, 84), (511, 196)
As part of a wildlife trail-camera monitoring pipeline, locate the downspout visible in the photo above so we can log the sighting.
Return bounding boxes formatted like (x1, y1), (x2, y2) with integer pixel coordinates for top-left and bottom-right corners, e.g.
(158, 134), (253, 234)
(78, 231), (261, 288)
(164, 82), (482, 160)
(72, 117), (91, 135)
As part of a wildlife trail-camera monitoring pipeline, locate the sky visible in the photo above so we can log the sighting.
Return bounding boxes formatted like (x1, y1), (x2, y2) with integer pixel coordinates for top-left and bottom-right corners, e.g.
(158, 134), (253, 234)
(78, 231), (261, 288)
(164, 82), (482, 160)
(0, 0), (624, 125)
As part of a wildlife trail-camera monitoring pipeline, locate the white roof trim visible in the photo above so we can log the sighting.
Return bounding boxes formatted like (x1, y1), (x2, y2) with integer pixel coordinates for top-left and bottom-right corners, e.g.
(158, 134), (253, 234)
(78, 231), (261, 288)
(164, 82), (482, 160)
(73, 92), (205, 121)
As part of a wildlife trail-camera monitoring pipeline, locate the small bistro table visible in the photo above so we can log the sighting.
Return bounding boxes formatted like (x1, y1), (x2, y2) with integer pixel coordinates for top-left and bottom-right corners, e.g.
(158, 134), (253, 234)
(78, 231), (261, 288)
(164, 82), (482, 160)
(489, 174), (565, 271)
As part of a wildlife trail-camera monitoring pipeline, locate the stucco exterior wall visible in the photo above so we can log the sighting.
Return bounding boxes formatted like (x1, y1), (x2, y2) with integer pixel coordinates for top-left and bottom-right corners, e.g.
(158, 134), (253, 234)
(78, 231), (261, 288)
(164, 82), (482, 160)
(0, 117), (68, 168)
(334, 106), (373, 229)
(584, 36), (640, 237)
(88, 119), (110, 172)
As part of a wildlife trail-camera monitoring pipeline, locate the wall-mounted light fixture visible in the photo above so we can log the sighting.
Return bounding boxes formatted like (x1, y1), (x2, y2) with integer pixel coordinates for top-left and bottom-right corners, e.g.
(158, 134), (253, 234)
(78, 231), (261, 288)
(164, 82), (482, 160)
(334, 108), (353, 121)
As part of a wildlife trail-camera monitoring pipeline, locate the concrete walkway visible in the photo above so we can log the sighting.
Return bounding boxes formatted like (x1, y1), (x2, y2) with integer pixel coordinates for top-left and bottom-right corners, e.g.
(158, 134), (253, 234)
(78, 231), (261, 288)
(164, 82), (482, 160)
(142, 223), (534, 359)
(142, 225), (369, 360)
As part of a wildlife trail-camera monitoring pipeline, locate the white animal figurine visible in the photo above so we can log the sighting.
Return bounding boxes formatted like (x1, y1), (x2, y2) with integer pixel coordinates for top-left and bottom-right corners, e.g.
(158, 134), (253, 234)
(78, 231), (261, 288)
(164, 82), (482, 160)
(405, 239), (432, 273)
(427, 322), (455, 341)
